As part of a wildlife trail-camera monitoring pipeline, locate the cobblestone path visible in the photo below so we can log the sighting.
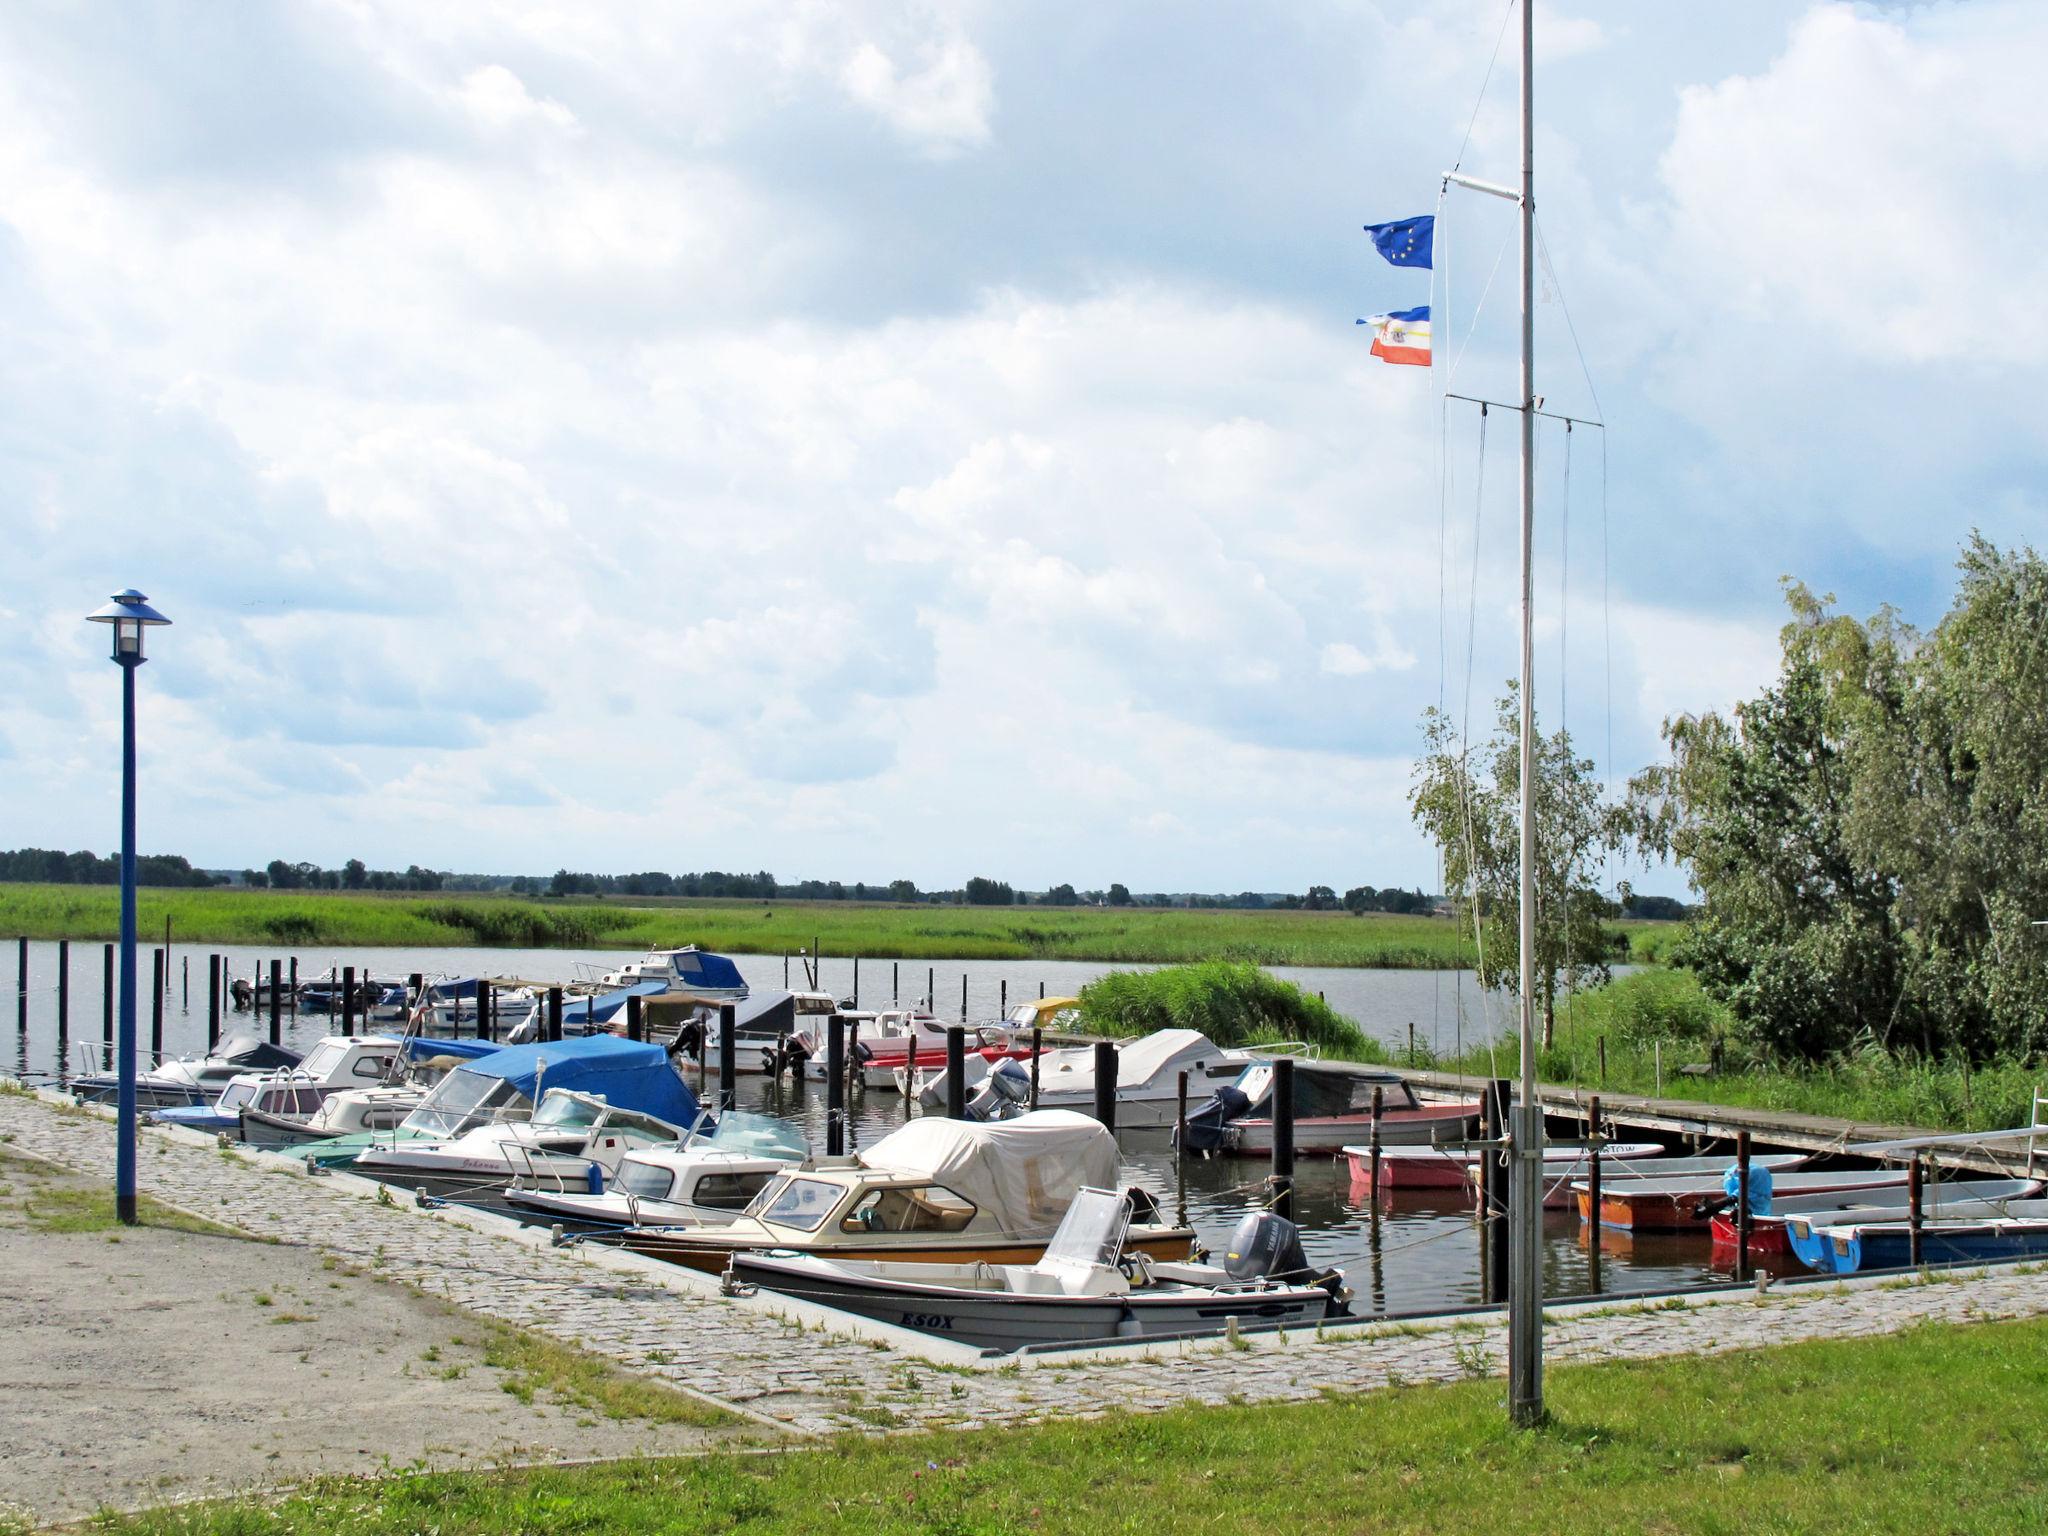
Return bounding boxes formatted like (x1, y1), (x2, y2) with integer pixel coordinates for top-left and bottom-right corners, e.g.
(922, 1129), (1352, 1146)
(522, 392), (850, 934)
(7, 1087), (2047, 1437)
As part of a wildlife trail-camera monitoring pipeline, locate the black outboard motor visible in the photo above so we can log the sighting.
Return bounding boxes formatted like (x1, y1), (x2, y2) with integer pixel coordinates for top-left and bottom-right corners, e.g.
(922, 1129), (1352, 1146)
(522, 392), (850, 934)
(963, 1058), (1033, 1121)
(1222, 1209), (1315, 1285)
(1176, 1086), (1249, 1154)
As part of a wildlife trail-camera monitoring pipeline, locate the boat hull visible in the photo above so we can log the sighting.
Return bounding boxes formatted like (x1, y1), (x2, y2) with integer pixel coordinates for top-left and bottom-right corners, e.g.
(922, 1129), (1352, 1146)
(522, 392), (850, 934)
(597, 1225), (1200, 1277)
(1580, 1170), (1910, 1233)
(729, 1253), (1331, 1352)
(1221, 1104), (1479, 1158)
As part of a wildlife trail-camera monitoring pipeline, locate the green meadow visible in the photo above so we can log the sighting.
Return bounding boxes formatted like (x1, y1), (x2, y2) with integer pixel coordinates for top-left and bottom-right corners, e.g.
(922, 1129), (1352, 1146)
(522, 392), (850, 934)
(80, 1313), (2048, 1535)
(0, 883), (1531, 968)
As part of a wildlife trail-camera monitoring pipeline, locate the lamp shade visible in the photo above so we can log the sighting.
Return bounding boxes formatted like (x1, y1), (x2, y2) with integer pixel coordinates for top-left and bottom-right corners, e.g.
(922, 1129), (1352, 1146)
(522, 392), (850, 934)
(86, 589), (172, 659)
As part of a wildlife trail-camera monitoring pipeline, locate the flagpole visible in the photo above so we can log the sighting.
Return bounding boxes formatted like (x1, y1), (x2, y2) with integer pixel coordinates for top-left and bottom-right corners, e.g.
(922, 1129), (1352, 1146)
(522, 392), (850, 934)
(1508, 0), (1546, 1429)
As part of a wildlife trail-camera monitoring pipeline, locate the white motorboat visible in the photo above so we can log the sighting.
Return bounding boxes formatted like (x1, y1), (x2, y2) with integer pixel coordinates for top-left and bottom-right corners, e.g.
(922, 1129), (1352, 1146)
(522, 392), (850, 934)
(728, 1187), (1347, 1352)
(73, 1034), (301, 1110)
(912, 1028), (1274, 1128)
(351, 1086), (690, 1200)
(150, 1033), (409, 1142)
(501, 1111), (810, 1235)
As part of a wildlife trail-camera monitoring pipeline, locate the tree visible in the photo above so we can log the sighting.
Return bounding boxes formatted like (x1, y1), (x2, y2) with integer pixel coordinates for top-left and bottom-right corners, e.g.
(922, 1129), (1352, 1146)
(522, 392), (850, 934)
(1107, 883), (1133, 907)
(887, 878), (919, 903)
(1045, 883), (1079, 906)
(1412, 684), (1626, 1047)
(266, 858), (301, 890)
(1628, 539), (2048, 1063)
(1304, 884), (1338, 911)
(963, 876), (1014, 906)
(1343, 884), (1377, 915)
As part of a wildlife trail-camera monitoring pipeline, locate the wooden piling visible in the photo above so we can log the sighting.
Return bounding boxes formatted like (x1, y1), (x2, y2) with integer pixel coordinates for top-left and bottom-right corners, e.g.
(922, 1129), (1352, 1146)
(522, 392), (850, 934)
(268, 959), (282, 1045)
(14, 936), (24, 1036)
(892, 961), (899, 1004)
(288, 956), (298, 1014)
(1734, 1129), (1752, 1284)
(927, 966), (934, 1010)
(546, 987), (563, 1044)
(960, 973), (967, 1020)
(1586, 1095), (1604, 1278)
(57, 939), (70, 1039)
(625, 993), (643, 1043)
(1909, 1154), (1925, 1268)
(1093, 1039), (1119, 1134)
(717, 1003), (736, 1112)
(1038, 981), (1045, 1000)
(906, 1035), (918, 1120)
(207, 954), (220, 1048)
(102, 944), (114, 1053)
(1369, 1083), (1384, 1192)
(341, 965), (356, 1037)
(151, 947), (164, 1058)
(477, 980), (494, 1043)
(1406, 1022), (1415, 1065)
(945, 1026), (967, 1119)
(181, 955), (188, 1011)
(852, 956), (859, 1009)
(1271, 1057), (1296, 1222)
(846, 1020), (860, 1109)
(827, 1017), (846, 1157)
(1029, 1026), (1042, 1110)
(1175, 1069), (1188, 1163)
(1000, 978), (1007, 1016)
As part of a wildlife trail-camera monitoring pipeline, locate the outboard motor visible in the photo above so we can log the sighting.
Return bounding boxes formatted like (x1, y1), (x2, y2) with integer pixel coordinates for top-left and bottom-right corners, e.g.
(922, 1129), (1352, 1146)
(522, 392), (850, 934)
(963, 1058), (1032, 1122)
(1176, 1086), (1250, 1155)
(1222, 1209), (1315, 1285)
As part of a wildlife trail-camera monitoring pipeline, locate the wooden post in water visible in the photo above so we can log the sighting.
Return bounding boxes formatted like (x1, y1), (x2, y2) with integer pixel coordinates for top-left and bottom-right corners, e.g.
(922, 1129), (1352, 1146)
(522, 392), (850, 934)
(1271, 1057), (1296, 1223)
(103, 944), (114, 1056)
(892, 961), (898, 1004)
(905, 1035), (918, 1120)
(845, 1020), (860, 1108)
(1370, 1083), (1384, 1193)
(207, 955), (220, 1048)
(826, 1017), (845, 1157)
(927, 966), (934, 1010)
(1093, 1039), (1119, 1134)
(625, 993), (643, 1043)
(14, 937), (24, 1037)
(163, 917), (172, 1001)
(545, 987), (563, 1044)
(477, 980), (494, 1043)
(1000, 979), (1007, 1016)
(1586, 1095), (1603, 1285)
(945, 1026), (967, 1119)
(150, 947), (164, 1058)
(1407, 1023), (1416, 1065)
(57, 939), (70, 1040)
(181, 955), (188, 1011)
(341, 965), (356, 1037)
(288, 956), (298, 1015)
(782, 952), (789, 987)
(960, 973), (967, 1021)
(717, 1003), (736, 1112)
(1029, 1026), (1042, 1110)
(1909, 1154), (1925, 1268)
(1039, 981), (1045, 1000)
(1175, 1069), (1188, 1163)
(1734, 1129), (1752, 1285)
(268, 959), (282, 1045)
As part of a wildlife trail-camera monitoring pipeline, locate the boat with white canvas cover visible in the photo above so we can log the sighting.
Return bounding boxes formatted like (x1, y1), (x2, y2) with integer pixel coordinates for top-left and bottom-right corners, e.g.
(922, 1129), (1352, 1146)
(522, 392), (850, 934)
(728, 1187), (1346, 1353)
(912, 1028), (1263, 1127)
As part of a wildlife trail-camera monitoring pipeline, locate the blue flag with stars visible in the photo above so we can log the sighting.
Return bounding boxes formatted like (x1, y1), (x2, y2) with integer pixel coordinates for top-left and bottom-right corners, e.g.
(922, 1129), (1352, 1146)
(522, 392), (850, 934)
(1363, 215), (1434, 269)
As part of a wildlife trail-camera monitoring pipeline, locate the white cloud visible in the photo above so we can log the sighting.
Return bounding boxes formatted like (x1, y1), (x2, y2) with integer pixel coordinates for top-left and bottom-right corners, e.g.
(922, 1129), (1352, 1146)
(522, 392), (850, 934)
(840, 35), (994, 156)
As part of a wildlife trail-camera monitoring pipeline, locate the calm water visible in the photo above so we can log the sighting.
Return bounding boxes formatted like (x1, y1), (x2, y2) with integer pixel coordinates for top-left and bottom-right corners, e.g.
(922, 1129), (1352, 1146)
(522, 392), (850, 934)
(6, 939), (1715, 1315)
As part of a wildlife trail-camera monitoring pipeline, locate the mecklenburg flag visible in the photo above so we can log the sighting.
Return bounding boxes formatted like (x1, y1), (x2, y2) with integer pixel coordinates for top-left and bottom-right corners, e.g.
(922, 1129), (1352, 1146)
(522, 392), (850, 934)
(1356, 306), (1431, 366)
(1362, 215), (1434, 268)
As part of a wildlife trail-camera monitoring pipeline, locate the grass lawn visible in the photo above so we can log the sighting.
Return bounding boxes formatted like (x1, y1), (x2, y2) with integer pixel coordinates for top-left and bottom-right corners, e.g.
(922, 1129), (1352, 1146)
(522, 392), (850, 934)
(75, 1313), (2048, 1534)
(0, 883), (1591, 968)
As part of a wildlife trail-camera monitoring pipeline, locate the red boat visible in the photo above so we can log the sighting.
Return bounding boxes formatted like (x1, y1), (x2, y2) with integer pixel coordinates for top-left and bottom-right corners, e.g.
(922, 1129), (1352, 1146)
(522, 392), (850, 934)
(1578, 1168), (1908, 1233)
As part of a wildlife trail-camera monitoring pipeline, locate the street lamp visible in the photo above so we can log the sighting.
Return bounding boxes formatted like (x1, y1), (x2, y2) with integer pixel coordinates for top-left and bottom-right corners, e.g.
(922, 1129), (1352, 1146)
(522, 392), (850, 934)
(85, 588), (171, 1225)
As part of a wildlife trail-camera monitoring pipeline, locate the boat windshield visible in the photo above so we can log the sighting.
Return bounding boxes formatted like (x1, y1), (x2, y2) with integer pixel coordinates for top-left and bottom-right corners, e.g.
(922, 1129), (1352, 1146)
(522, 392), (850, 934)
(401, 1070), (523, 1138)
(299, 1039), (349, 1080)
(708, 1112), (807, 1161)
(1038, 1188), (1131, 1269)
(615, 1158), (677, 1202)
(750, 1175), (843, 1232)
(216, 1081), (257, 1111)
(532, 1092), (606, 1130)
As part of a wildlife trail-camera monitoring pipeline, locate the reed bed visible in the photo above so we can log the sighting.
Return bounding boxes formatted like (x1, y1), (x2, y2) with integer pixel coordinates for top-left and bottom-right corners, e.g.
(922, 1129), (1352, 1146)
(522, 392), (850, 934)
(1077, 962), (1381, 1059)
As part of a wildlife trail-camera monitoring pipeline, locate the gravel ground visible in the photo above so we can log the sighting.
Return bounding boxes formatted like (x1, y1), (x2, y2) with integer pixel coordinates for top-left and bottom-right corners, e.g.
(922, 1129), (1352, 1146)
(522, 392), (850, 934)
(0, 1149), (755, 1526)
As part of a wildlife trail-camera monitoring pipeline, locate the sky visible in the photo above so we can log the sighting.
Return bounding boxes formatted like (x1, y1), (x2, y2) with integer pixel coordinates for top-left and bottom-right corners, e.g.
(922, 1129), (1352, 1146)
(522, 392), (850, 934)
(2, 1), (2042, 894)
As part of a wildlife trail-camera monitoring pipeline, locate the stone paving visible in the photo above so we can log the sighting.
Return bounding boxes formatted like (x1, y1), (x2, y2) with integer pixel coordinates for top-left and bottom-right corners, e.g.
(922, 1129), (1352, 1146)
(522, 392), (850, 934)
(8, 1085), (2048, 1439)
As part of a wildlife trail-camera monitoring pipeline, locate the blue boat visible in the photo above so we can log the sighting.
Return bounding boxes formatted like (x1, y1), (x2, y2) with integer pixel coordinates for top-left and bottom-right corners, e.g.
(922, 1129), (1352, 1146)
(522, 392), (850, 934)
(1788, 1191), (2048, 1274)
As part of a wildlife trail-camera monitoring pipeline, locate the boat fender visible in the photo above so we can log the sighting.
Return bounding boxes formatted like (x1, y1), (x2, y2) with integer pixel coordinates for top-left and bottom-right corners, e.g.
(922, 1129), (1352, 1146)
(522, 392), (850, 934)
(586, 1162), (604, 1195)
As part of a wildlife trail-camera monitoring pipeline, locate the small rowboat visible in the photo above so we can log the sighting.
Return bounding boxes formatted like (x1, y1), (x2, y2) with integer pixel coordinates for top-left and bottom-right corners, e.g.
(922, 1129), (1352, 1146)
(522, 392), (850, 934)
(1575, 1167), (1910, 1233)
(1710, 1178), (2042, 1261)
(1347, 1141), (1665, 1200)
(1784, 1188), (2048, 1273)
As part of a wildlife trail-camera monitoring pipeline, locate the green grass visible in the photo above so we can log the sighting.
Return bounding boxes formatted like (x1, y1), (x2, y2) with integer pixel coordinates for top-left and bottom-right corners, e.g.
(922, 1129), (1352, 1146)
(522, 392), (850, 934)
(474, 1320), (738, 1428)
(1078, 962), (1384, 1058)
(0, 883), (1625, 968)
(82, 1315), (2048, 1533)
(1433, 968), (2042, 1132)
(0, 1149), (243, 1237)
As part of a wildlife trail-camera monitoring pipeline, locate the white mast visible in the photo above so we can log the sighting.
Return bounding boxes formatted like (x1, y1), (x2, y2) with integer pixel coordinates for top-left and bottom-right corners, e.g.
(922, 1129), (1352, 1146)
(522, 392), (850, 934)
(1507, 0), (1545, 1428)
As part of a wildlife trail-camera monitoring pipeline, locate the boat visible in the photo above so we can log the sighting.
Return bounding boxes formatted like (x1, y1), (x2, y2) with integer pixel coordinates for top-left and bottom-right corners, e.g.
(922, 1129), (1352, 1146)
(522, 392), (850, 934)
(72, 1034), (301, 1110)
(1787, 1199), (2048, 1274)
(1180, 1060), (1479, 1156)
(292, 1035), (698, 1170)
(1455, 1149), (1811, 1210)
(148, 1033), (414, 1136)
(728, 1186), (1345, 1353)
(921, 1028), (1263, 1128)
(573, 1110), (1197, 1275)
(1575, 1167), (1911, 1233)
(234, 1037), (503, 1149)
(351, 1084), (695, 1201)
(854, 1008), (982, 1090)
(1352, 1140), (1667, 1200)
(502, 1111), (809, 1235)
(589, 946), (749, 1001)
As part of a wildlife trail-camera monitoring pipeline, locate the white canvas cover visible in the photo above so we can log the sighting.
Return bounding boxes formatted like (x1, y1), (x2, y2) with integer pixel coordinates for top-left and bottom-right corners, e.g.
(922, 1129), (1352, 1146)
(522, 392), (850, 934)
(857, 1110), (1118, 1235)
(1112, 1029), (1226, 1091)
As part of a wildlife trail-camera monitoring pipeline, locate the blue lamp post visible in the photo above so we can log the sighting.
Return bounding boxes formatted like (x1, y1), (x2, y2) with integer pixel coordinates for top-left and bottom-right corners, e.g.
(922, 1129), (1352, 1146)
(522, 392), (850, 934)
(85, 588), (171, 1225)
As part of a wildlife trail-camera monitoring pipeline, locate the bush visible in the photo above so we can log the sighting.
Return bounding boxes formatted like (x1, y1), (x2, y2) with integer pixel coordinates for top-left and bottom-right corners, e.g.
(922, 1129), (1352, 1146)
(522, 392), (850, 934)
(1077, 962), (1377, 1059)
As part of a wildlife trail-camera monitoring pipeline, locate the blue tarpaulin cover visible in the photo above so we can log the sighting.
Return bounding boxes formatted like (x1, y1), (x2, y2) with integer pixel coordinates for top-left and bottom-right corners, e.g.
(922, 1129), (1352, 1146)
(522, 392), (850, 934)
(453, 1035), (699, 1128)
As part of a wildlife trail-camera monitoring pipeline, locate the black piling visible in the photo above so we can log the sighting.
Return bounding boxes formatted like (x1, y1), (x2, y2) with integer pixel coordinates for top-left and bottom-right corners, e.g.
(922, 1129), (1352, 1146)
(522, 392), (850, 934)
(1369, 1083), (1384, 1192)
(288, 956), (298, 1015)
(845, 1020), (860, 1110)
(56, 939), (70, 1039)
(1029, 1026), (1042, 1110)
(892, 961), (899, 1004)
(14, 936), (24, 1037)
(1271, 1057), (1296, 1222)
(150, 947), (164, 1058)
(625, 993), (643, 1043)
(268, 959), (282, 1045)
(1586, 1094), (1604, 1289)
(1038, 981), (1045, 1000)
(476, 979), (494, 1043)
(927, 966), (934, 1009)
(717, 1003), (736, 1112)
(1734, 1129), (1752, 1284)
(960, 973), (967, 1020)
(102, 944), (114, 1053)
(1175, 1069), (1189, 1162)
(545, 987), (563, 1043)
(1000, 979), (1007, 1016)
(852, 957), (859, 1009)
(341, 965), (356, 1037)
(207, 954), (220, 1048)
(905, 1034), (920, 1120)
(181, 955), (189, 1012)
(945, 1026), (967, 1119)
(826, 1017), (846, 1157)
(1093, 1039), (1118, 1133)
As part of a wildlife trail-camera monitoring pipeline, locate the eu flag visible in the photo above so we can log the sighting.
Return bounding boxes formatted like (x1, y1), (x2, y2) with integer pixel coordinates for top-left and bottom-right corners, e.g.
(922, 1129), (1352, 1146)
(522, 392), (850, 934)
(1363, 216), (1434, 270)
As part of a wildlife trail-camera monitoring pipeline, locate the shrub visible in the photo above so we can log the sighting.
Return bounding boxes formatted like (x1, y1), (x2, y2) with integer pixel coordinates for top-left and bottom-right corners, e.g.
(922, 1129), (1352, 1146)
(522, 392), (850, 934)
(1077, 962), (1376, 1058)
